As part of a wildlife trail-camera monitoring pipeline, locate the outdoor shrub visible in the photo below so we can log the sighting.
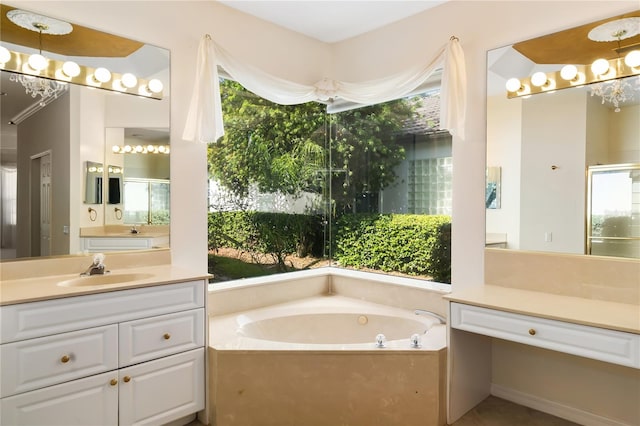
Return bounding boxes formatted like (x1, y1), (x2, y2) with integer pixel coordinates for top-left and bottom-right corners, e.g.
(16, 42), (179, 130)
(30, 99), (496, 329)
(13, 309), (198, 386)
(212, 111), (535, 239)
(333, 214), (451, 283)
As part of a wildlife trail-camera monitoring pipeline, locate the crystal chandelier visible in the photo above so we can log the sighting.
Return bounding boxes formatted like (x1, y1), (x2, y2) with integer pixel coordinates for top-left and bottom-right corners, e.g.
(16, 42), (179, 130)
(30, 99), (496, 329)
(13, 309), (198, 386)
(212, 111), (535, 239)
(590, 76), (640, 113)
(9, 73), (66, 106)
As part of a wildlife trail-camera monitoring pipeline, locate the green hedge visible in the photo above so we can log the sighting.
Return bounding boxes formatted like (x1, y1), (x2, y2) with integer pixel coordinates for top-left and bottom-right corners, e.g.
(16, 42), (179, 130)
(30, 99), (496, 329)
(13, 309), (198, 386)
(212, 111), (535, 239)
(208, 211), (451, 283)
(333, 214), (450, 283)
(208, 211), (325, 259)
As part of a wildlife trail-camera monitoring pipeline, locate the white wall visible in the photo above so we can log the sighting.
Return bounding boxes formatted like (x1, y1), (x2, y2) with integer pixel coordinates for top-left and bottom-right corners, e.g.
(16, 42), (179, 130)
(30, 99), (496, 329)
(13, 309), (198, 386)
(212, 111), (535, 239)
(609, 104), (640, 163)
(486, 95), (521, 249)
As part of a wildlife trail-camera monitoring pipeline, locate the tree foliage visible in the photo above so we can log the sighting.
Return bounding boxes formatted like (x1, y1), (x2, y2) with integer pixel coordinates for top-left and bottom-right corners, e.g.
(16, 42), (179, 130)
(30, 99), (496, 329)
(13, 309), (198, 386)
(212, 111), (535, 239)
(208, 79), (418, 212)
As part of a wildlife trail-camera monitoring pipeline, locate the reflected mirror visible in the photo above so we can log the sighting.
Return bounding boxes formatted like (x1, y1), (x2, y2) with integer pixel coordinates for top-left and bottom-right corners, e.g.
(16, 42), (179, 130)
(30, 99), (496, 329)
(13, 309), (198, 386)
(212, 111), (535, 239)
(0, 5), (170, 260)
(84, 161), (103, 204)
(486, 10), (640, 259)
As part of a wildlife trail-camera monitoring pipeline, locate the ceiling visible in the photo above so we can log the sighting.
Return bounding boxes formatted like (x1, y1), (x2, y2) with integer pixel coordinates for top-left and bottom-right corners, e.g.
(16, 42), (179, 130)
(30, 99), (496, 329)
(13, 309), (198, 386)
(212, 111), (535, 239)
(217, 1), (448, 43)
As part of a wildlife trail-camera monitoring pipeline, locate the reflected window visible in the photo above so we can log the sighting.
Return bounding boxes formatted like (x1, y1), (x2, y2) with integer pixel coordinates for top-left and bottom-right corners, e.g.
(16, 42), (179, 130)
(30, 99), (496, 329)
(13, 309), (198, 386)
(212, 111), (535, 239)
(123, 178), (170, 225)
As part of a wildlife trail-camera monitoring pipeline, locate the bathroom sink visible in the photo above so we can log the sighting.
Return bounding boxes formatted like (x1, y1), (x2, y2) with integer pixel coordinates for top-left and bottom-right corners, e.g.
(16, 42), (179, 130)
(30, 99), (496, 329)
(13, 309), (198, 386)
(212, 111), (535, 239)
(57, 273), (155, 287)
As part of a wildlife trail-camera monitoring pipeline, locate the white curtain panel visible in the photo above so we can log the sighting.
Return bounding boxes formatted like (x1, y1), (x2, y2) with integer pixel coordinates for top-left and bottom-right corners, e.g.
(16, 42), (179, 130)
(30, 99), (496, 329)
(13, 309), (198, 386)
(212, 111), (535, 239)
(183, 36), (466, 143)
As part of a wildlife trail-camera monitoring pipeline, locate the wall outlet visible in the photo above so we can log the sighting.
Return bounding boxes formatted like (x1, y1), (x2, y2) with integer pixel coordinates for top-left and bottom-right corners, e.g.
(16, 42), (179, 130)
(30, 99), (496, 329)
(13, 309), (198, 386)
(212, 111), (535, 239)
(544, 232), (552, 242)
(63, 225), (69, 235)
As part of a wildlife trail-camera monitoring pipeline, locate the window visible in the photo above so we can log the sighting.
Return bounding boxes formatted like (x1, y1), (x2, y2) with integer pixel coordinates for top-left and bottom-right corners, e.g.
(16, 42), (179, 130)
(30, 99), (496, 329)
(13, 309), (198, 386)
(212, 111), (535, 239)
(208, 80), (451, 283)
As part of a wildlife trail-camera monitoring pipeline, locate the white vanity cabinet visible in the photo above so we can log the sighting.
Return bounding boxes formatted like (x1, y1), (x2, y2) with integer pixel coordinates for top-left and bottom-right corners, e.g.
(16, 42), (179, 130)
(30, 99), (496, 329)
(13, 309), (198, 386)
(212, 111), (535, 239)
(0, 280), (206, 426)
(450, 302), (640, 369)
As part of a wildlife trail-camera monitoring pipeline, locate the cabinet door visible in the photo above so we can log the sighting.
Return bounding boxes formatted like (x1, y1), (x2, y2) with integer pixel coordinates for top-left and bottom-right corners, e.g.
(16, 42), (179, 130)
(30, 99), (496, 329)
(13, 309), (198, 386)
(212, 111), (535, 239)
(0, 371), (118, 426)
(118, 348), (205, 426)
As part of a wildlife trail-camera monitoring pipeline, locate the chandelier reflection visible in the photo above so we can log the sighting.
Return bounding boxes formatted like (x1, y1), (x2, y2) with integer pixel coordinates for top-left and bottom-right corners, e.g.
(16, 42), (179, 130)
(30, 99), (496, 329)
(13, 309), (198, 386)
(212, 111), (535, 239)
(590, 75), (640, 112)
(9, 73), (66, 106)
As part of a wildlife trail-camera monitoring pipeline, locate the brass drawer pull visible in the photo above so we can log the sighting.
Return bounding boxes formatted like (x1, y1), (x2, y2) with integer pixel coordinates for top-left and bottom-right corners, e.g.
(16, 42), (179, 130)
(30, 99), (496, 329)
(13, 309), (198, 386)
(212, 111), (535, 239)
(61, 355), (71, 363)
(123, 376), (131, 383)
(163, 333), (171, 340)
(110, 379), (118, 386)
(528, 328), (536, 336)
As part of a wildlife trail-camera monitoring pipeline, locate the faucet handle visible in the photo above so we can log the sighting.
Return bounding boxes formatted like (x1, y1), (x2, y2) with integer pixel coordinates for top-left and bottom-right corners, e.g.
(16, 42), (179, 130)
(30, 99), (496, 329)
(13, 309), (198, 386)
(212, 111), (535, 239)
(93, 253), (105, 266)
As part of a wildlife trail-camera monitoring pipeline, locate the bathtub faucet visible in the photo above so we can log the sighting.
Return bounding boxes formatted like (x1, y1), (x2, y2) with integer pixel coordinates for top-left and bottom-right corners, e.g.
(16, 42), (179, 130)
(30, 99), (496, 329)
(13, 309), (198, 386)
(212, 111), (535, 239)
(414, 309), (447, 324)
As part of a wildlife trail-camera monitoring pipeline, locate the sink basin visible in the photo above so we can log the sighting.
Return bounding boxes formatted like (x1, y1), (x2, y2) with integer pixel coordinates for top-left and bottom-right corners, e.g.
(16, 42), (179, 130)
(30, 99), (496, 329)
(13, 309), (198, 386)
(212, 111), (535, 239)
(57, 273), (155, 287)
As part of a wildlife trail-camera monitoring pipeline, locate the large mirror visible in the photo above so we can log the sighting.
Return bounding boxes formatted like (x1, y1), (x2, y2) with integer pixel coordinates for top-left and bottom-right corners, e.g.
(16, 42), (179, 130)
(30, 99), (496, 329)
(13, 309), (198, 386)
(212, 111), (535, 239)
(486, 10), (640, 259)
(0, 5), (170, 260)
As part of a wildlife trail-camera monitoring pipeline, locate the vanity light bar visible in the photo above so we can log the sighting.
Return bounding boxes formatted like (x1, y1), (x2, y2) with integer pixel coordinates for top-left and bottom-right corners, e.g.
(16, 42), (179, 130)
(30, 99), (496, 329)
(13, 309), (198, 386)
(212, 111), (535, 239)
(0, 48), (164, 100)
(506, 54), (640, 98)
(112, 144), (170, 154)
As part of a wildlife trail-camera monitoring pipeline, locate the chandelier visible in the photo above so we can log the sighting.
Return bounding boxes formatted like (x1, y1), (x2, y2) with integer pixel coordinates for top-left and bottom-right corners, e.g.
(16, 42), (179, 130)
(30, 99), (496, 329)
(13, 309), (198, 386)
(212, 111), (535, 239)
(5, 11), (71, 105)
(9, 73), (66, 106)
(590, 75), (640, 112)
(587, 17), (640, 112)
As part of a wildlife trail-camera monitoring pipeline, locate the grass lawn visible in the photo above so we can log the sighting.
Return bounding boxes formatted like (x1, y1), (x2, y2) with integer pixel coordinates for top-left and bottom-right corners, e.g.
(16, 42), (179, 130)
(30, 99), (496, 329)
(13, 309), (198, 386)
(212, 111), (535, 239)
(208, 253), (276, 282)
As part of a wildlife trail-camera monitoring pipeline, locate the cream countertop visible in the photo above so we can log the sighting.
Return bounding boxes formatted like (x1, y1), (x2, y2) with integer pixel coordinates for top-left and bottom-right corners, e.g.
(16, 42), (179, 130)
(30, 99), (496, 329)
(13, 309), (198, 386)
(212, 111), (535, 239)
(0, 264), (209, 306)
(445, 285), (640, 334)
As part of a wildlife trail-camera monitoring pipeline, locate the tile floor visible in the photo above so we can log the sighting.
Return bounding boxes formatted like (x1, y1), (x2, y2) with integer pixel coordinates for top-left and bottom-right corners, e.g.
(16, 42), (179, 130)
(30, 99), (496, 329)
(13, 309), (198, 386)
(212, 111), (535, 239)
(188, 395), (580, 425)
(450, 396), (580, 426)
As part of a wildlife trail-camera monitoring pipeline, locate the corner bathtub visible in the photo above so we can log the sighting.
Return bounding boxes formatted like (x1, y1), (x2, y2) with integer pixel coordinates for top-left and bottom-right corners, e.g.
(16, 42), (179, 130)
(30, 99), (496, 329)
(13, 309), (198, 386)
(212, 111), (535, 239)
(209, 294), (447, 426)
(209, 294), (446, 350)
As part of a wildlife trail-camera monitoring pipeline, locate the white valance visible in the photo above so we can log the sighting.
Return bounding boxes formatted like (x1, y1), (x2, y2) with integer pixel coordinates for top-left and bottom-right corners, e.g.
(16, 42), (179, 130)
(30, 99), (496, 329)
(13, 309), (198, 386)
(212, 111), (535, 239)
(183, 35), (466, 143)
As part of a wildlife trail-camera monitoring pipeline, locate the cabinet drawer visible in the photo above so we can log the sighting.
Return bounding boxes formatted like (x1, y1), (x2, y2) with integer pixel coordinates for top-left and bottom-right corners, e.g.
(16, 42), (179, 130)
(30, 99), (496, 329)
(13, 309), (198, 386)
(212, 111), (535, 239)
(451, 303), (640, 368)
(119, 308), (205, 366)
(1, 325), (118, 398)
(1, 370), (118, 426)
(1, 280), (205, 343)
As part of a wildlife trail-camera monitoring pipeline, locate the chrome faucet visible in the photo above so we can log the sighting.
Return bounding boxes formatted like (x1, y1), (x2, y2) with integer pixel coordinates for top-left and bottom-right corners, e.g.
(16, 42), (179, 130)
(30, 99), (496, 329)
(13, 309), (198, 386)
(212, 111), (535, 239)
(414, 309), (447, 324)
(81, 253), (108, 276)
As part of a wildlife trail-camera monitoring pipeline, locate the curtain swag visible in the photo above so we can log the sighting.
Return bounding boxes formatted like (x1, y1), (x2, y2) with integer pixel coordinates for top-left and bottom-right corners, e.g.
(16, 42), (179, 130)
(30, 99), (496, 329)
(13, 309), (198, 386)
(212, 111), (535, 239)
(182, 35), (466, 144)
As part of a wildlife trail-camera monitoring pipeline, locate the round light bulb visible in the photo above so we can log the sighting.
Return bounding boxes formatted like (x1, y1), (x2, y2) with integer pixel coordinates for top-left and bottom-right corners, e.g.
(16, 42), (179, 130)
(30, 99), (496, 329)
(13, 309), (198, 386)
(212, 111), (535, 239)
(147, 145), (155, 152)
(158, 145), (166, 153)
(505, 78), (522, 92)
(530, 71), (548, 87)
(0, 46), (11, 64)
(121, 73), (138, 88)
(112, 145), (121, 153)
(135, 145), (143, 153)
(624, 50), (640, 68)
(28, 53), (47, 71)
(94, 67), (112, 83)
(560, 65), (578, 81)
(61, 61), (80, 78)
(164, 147), (170, 154)
(147, 79), (163, 93)
(124, 145), (132, 153)
(591, 58), (609, 76)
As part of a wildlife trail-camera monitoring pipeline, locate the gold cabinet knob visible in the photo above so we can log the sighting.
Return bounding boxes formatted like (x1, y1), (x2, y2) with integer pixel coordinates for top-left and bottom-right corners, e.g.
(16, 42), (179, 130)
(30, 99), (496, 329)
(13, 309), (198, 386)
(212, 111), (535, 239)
(163, 333), (171, 340)
(528, 328), (536, 336)
(110, 379), (118, 386)
(123, 376), (131, 383)
(61, 355), (71, 363)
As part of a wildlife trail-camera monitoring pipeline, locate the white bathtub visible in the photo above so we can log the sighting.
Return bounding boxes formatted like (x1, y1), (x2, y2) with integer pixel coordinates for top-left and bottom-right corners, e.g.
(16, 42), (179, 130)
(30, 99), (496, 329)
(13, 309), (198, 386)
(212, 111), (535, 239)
(209, 294), (446, 350)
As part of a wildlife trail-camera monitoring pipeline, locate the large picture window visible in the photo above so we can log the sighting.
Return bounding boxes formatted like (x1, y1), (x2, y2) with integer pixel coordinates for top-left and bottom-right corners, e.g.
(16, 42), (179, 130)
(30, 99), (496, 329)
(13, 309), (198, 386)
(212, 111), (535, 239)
(208, 80), (451, 283)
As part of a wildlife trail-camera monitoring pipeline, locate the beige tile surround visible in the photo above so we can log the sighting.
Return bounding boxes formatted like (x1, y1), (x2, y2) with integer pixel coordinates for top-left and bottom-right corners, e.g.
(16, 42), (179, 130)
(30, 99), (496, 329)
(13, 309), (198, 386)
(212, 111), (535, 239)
(209, 348), (447, 426)
(484, 248), (640, 305)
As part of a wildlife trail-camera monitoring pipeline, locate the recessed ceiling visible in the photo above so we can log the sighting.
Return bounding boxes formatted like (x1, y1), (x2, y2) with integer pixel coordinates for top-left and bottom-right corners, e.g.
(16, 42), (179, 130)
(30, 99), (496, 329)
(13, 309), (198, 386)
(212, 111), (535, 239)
(217, 1), (448, 43)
